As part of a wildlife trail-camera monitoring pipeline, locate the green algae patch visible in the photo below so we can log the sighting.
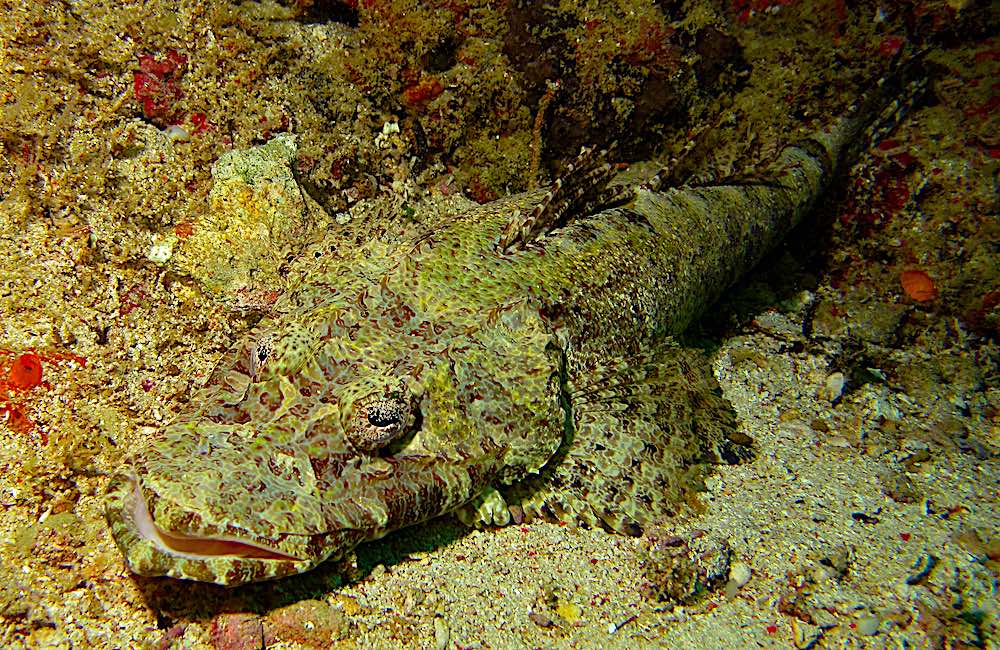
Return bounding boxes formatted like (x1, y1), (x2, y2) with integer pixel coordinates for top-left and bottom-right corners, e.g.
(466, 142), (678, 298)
(173, 134), (329, 296)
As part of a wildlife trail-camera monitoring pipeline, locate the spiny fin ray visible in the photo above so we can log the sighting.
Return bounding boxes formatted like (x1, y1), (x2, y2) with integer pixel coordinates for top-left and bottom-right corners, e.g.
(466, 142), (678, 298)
(497, 145), (631, 252)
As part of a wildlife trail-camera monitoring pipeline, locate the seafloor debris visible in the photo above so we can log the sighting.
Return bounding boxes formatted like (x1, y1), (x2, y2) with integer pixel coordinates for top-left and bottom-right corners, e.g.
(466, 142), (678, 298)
(639, 530), (732, 606)
(0, 349), (86, 442)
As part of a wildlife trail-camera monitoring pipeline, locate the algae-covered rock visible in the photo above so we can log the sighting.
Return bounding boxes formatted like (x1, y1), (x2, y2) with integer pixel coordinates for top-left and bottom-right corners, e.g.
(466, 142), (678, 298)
(174, 134), (328, 296)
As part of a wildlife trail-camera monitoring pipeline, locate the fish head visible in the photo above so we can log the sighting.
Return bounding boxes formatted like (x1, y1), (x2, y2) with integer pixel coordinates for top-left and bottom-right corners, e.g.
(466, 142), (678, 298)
(104, 310), (516, 586)
(104, 235), (562, 585)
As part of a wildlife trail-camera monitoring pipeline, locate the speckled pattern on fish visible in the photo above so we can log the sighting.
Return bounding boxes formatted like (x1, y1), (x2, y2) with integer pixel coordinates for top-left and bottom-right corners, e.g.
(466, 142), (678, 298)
(104, 61), (926, 586)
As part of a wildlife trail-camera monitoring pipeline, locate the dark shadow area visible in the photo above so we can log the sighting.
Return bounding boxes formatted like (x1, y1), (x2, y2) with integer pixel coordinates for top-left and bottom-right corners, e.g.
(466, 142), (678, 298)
(295, 0), (359, 27)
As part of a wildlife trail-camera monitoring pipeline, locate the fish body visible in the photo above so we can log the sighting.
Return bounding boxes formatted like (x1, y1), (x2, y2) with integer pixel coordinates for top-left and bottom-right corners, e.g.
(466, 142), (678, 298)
(105, 63), (924, 585)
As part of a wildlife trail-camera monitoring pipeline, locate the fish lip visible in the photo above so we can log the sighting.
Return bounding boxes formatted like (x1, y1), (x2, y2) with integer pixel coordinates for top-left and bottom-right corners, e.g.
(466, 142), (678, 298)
(133, 475), (304, 561)
(104, 472), (314, 585)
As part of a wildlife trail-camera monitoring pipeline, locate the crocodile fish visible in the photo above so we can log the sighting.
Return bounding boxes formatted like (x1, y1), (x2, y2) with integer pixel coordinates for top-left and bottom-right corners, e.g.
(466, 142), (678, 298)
(105, 62), (925, 585)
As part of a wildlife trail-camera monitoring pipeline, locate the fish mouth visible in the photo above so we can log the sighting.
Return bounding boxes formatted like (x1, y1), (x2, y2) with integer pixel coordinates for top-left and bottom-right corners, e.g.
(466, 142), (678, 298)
(104, 473), (313, 584)
(124, 476), (301, 561)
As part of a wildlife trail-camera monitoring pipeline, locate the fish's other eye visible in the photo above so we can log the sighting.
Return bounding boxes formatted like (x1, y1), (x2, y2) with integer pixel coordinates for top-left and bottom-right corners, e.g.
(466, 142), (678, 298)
(350, 396), (412, 453)
(250, 334), (274, 380)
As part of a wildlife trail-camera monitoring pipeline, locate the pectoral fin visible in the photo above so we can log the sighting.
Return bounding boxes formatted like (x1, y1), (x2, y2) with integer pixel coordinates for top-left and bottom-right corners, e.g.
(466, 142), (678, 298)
(508, 343), (752, 536)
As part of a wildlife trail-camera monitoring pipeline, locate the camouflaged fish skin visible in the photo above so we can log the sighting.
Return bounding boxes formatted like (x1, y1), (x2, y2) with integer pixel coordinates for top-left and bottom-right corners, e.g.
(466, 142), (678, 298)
(105, 66), (924, 585)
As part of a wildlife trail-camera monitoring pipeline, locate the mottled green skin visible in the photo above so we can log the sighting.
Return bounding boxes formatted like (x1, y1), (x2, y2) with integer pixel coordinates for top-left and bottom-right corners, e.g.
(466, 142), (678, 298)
(105, 76), (914, 584)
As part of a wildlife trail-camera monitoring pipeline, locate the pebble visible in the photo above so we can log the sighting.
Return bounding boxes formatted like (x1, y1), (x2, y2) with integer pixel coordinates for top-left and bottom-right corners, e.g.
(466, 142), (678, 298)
(724, 561), (752, 598)
(433, 617), (449, 650)
(820, 372), (846, 402)
(855, 615), (881, 636)
(147, 237), (175, 264)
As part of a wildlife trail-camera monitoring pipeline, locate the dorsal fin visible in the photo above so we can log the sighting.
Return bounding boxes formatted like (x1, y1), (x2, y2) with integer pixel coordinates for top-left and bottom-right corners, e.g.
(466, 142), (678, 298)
(497, 146), (631, 253)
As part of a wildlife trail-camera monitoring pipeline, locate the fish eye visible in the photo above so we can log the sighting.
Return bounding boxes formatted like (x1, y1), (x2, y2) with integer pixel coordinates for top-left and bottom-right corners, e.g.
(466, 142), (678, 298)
(250, 334), (274, 379)
(367, 402), (402, 429)
(350, 395), (412, 453)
